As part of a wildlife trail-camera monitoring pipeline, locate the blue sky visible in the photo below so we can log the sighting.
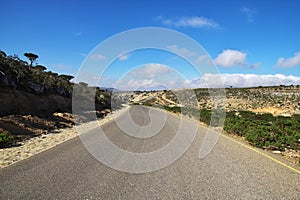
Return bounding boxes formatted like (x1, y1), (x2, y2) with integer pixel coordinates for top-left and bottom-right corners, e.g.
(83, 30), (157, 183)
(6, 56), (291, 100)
(1, 0), (300, 88)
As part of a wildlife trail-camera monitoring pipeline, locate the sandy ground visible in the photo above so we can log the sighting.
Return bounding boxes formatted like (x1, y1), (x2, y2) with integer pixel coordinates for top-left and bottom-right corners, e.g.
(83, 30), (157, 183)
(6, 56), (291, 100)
(0, 106), (129, 169)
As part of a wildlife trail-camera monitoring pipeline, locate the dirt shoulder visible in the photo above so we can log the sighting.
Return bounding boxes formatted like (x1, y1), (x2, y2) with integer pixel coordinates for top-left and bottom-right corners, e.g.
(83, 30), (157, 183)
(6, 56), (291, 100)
(0, 106), (128, 169)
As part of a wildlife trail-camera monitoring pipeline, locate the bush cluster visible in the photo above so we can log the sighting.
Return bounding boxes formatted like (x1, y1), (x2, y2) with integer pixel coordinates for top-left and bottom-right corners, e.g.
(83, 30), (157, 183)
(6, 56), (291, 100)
(224, 111), (300, 151)
(142, 102), (299, 151)
(0, 50), (74, 96)
(0, 132), (13, 148)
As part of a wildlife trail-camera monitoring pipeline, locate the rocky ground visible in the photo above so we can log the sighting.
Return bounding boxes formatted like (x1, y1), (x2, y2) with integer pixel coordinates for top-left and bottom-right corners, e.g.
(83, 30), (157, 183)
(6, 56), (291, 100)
(131, 85), (300, 116)
(129, 87), (300, 126)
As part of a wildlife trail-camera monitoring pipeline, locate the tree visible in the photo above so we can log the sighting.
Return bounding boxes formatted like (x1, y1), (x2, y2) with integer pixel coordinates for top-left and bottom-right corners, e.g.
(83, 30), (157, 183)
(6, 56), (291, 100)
(59, 74), (74, 81)
(32, 65), (47, 71)
(0, 50), (7, 58)
(24, 52), (38, 67)
(79, 82), (88, 87)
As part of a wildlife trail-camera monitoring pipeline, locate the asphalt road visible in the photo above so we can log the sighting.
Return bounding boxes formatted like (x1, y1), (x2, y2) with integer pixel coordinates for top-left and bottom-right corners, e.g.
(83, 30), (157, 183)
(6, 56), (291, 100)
(1, 106), (299, 199)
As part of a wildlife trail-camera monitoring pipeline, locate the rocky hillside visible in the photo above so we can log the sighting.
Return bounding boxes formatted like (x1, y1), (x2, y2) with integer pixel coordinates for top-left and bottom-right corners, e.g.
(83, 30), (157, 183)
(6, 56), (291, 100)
(0, 50), (112, 147)
(131, 86), (300, 117)
(0, 87), (72, 117)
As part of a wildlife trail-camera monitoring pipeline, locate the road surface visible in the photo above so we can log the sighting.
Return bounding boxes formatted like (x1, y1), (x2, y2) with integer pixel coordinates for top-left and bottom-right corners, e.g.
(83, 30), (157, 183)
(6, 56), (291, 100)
(0, 106), (299, 199)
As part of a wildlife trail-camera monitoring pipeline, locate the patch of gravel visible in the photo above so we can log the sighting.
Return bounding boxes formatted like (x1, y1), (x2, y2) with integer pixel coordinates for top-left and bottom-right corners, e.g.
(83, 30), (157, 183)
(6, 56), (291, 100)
(0, 106), (129, 169)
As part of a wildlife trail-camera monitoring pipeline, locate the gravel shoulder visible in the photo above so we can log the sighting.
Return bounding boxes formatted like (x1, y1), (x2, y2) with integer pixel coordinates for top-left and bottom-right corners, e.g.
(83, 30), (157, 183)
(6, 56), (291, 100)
(0, 106), (129, 169)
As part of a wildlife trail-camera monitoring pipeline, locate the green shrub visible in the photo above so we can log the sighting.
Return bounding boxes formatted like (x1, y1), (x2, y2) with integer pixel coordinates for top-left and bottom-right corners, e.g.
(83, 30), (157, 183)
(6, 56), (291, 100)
(292, 114), (300, 122)
(224, 110), (300, 151)
(0, 132), (13, 148)
(141, 101), (300, 151)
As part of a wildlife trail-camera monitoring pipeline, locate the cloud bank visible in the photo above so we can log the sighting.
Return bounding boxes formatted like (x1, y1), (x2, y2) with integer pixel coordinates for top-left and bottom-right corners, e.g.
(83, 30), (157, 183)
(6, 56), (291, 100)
(189, 73), (300, 88)
(115, 72), (300, 91)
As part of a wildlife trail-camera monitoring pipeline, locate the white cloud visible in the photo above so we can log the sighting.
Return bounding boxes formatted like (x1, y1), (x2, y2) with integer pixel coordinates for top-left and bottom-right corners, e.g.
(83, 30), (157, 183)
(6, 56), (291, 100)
(132, 64), (173, 78)
(118, 52), (129, 61)
(117, 51), (130, 61)
(276, 52), (300, 67)
(127, 79), (158, 89)
(115, 78), (167, 91)
(167, 45), (196, 57)
(214, 49), (247, 67)
(188, 73), (300, 88)
(197, 55), (209, 62)
(158, 16), (219, 29)
(118, 78), (188, 91)
(241, 7), (256, 23)
(114, 64), (189, 91)
(196, 55), (212, 64)
(118, 54), (128, 61)
(90, 53), (107, 60)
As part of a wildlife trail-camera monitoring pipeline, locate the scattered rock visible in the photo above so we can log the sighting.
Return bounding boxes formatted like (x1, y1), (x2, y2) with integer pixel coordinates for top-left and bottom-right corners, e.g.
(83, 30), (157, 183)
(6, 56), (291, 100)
(272, 150), (282, 154)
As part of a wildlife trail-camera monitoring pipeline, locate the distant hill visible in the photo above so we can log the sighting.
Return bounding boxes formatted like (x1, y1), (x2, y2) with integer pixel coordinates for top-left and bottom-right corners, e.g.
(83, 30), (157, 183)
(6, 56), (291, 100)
(99, 87), (121, 92)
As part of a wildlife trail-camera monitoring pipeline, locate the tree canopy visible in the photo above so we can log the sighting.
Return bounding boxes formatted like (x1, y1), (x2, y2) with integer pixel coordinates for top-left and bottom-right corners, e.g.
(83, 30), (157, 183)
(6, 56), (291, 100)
(32, 65), (47, 71)
(24, 52), (38, 67)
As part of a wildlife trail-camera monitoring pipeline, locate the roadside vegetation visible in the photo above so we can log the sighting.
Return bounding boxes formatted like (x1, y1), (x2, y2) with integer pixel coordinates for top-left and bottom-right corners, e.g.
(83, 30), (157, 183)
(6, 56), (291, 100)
(140, 101), (300, 152)
(0, 50), (112, 105)
(224, 111), (300, 151)
(0, 132), (13, 148)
